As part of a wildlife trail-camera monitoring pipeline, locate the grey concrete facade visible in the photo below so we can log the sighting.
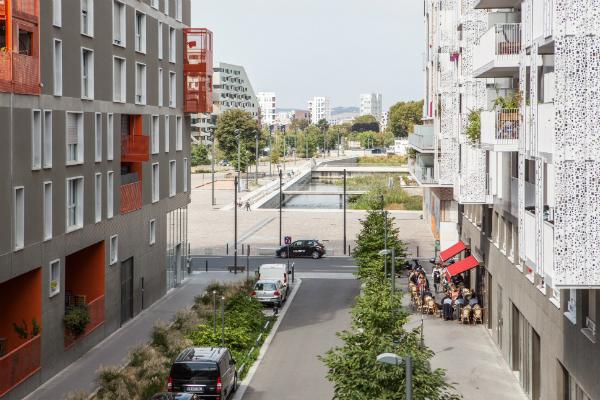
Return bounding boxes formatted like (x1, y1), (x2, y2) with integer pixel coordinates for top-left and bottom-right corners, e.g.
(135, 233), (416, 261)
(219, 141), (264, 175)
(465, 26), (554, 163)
(0, 0), (194, 398)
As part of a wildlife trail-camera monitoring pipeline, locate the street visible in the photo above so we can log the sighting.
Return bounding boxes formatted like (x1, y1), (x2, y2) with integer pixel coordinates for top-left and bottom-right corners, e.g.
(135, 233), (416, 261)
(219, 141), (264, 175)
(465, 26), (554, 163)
(189, 255), (358, 274)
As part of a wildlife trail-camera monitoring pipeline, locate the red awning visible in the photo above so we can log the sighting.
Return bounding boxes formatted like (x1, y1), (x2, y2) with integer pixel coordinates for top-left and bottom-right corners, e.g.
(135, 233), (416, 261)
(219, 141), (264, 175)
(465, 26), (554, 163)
(446, 256), (479, 278)
(439, 241), (466, 262)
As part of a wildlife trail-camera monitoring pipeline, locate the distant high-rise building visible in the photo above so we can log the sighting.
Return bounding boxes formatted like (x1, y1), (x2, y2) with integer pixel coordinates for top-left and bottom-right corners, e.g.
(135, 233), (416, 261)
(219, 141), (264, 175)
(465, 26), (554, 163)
(308, 97), (332, 124)
(380, 111), (389, 130)
(360, 93), (383, 120)
(257, 92), (277, 126)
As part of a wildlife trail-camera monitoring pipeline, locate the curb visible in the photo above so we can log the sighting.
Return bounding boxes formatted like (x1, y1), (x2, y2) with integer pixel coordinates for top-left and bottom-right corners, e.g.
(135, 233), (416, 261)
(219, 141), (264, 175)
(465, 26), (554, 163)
(232, 278), (303, 400)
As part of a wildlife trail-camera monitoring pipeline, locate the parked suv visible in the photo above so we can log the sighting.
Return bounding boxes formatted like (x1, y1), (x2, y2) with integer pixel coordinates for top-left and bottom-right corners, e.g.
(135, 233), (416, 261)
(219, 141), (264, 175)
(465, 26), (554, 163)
(276, 240), (326, 259)
(168, 347), (237, 399)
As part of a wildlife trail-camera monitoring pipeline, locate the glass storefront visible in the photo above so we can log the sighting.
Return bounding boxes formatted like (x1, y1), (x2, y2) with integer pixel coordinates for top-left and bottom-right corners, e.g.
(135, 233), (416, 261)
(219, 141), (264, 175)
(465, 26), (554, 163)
(166, 206), (189, 290)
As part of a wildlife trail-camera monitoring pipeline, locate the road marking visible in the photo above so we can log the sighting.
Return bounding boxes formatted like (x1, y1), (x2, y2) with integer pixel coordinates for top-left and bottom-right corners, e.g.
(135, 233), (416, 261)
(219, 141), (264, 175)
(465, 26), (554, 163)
(232, 278), (303, 400)
(295, 272), (357, 280)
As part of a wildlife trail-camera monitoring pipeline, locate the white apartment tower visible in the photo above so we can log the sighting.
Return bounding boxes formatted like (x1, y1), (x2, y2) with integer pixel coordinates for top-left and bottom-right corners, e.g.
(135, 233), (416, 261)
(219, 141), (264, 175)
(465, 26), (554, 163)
(308, 96), (331, 124)
(411, 0), (600, 398)
(257, 92), (277, 126)
(360, 93), (383, 120)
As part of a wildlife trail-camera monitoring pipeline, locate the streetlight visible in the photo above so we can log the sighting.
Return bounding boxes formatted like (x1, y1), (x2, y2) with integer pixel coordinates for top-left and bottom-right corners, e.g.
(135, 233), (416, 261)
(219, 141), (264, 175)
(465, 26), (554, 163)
(378, 248), (396, 294)
(279, 169), (283, 246)
(343, 169), (347, 254)
(221, 296), (225, 347)
(234, 176), (239, 271)
(208, 127), (216, 206)
(376, 353), (412, 400)
(255, 132), (259, 185)
(235, 129), (241, 191)
(381, 195), (388, 277)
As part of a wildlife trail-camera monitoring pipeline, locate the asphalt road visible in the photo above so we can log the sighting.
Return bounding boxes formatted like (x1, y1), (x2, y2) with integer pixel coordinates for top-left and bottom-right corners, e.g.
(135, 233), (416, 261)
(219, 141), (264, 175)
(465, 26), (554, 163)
(241, 276), (361, 400)
(191, 255), (358, 274)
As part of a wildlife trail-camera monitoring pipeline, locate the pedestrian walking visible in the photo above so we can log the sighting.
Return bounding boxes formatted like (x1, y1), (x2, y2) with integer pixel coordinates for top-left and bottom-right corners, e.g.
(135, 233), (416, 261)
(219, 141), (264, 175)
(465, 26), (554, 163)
(245, 201), (251, 211)
(432, 266), (442, 294)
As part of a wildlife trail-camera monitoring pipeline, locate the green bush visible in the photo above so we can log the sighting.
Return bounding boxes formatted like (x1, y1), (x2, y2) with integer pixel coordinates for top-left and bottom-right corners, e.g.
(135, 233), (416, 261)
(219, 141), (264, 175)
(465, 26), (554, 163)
(64, 305), (90, 337)
(465, 109), (481, 144)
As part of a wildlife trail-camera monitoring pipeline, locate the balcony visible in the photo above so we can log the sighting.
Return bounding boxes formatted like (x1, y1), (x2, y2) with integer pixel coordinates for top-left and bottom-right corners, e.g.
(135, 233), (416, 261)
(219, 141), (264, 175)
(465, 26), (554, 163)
(64, 295), (105, 349)
(0, 0), (5, 17)
(481, 108), (520, 152)
(0, 335), (41, 397)
(121, 135), (149, 163)
(0, 51), (41, 95)
(184, 28), (213, 113)
(474, 0), (520, 9)
(409, 162), (437, 185)
(120, 181), (142, 214)
(408, 125), (434, 153)
(473, 24), (521, 78)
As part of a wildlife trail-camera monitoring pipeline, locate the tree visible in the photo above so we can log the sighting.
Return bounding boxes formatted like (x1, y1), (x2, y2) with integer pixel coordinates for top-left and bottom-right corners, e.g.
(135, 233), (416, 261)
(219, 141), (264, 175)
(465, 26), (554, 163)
(351, 121), (380, 133)
(316, 119), (330, 132)
(353, 115), (378, 124)
(289, 118), (309, 132)
(190, 144), (210, 166)
(215, 109), (260, 172)
(388, 100), (424, 138)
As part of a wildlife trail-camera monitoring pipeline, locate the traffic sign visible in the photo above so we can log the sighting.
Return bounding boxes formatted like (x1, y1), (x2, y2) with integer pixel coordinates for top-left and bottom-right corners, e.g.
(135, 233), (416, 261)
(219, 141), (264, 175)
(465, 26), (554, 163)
(284, 236), (292, 245)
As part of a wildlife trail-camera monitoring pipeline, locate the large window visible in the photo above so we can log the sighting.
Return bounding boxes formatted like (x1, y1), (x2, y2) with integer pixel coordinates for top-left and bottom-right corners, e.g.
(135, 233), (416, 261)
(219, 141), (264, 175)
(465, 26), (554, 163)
(66, 112), (84, 164)
(107, 171), (114, 219)
(113, 57), (126, 103)
(95, 113), (102, 162)
(43, 181), (52, 240)
(81, 48), (94, 99)
(95, 173), (102, 223)
(113, 0), (126, 47)
(43, 110), (53, 168)
(66, 177), (84, 231)
(135, 11), (146, 53)
(164, 0), (169, 15)
(158, 22), (163, 60)
(151, 0), (159, 9)
(81, 0), (94, 37)
(32, 110), (42, 170)
(151, 115), (160, 154)
(53, 0), (62, 27)
(169, 27), (176, 63)
(152, 163), (160, 203)
(53, 39), (62, 96)
(158, 68), (164, 107)
(169, 72), (176, 107)
(176, 116), (182, 151)
(164, 115), (170, 152)
(175, 0), (182, 21)
(107, 114), (114, 160)
(169, 160), (176, 197)
(14, 187), (24, 250)
(136, 63), (147, 105)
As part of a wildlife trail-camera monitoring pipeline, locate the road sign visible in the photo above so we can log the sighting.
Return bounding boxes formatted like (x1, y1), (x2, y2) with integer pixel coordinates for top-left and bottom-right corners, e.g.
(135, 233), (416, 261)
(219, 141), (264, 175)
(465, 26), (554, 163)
(284, 236), (292, 245)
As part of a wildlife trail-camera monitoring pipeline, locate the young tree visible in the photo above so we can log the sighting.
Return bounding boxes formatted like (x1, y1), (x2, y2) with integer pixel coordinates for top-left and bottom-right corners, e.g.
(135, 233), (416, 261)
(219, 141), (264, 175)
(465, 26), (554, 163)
(215, 109), (260, 171)
(190, 144), (210, 166)
(388, 100), (424, 138)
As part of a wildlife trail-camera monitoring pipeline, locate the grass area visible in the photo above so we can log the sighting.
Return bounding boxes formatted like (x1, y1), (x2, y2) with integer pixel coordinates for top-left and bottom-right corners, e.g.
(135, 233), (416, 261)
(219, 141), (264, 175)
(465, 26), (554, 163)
(341, 174), (422, 211)
(356, 155), (408, 165)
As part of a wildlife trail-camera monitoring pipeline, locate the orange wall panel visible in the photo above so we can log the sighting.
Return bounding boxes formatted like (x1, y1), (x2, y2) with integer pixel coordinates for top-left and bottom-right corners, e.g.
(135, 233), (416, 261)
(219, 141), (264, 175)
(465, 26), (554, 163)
(65, 242), (105, 302)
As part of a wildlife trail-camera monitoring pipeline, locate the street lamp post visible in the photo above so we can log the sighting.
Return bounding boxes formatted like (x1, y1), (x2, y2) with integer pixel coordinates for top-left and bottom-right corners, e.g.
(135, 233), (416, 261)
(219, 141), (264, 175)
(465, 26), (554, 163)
(376, 353), (412, 400)
(379, 248), (396, 294)
(343, 169), (347, 254)
(234, 176), (238, 270)
(337, 131), (341, 157)
(220, 296), (225, 347)
(382, 195), (387, 277)
(255, 132), (259, 185)
(235, 129), (241, 191)
(279, 169), (283, 246)
(209, 127), (216, 206)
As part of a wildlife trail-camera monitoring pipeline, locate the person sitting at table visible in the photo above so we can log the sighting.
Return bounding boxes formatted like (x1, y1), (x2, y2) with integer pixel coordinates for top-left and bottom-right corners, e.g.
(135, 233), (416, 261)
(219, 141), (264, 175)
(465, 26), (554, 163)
(450, 286), (459, 301)
(469, 292), (479, 307)
(442, 293), (453, 320)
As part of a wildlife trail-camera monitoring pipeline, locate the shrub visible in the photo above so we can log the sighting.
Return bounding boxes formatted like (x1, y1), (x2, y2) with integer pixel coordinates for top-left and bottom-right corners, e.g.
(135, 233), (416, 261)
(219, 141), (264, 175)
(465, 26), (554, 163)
(465, 109), (481, 144)
(64, 305), (90, 337)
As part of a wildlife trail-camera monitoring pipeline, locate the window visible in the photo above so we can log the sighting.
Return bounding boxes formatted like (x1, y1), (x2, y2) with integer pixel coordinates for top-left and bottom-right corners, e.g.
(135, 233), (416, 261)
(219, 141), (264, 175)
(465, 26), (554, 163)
(107, 114), (114, 160)
(42, 111), (53, 168)
(164, 115), (170, 152)
(151, 0), (159, 9)
(95, 173), (102, 223)
(66, 177), (84, 231)
(95, 113), (102, 162)
(113, 57), (126, 103)
(109, 235), (118, 265)
(81, 0), (94, 36)
(164, 0), (169, 15)
(151, 115), (160, 154)
(152, 163), (159, 202)
(43, 182), (52, 240)
(53, 39), (62, 96)
(14, 187), (24, 250)
(135, 11), (146, 53)
(158, 22), (163, 60)
(49, 259), (60, 297)
(81, 48), (94, 99)
(169, 72), (176, 107)
(107, 171), (114, 219)
(158, 68), (164, 107)
(135, 63), (147, 104)
(169, 160), (176, 197)
(176, 116), (183, 151)
(169, 27), (176, 63)
(149, 219), (156, 245)
(66, 112), (83, 164)
(53, 0), (62, 27)
(32, 110), (42, 169)
(582, 290), (597, 342)
(113, 0), (126, 46)
(183, 158), (188, 192)
(175, 0), (182, 21)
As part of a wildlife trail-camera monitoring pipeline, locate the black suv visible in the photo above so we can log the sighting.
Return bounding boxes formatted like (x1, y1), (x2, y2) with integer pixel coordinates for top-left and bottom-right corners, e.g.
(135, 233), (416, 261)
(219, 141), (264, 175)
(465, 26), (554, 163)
(168, 347), (237, 399)
(276, 240), (326, 259)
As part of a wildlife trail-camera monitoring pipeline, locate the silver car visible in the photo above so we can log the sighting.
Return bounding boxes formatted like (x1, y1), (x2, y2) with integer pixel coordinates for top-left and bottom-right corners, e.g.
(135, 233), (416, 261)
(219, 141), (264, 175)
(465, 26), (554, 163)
(251, 280), (287, 307)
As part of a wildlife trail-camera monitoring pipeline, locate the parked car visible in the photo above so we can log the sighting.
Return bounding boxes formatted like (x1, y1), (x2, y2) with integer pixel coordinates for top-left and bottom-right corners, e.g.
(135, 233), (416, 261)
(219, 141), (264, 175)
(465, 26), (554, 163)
(251, 279), (287, 307)
(276, 240), (326, 259)
(167, 347), (237, 399)
(151, 393), (202, 400)
(257, 264), (289, 289)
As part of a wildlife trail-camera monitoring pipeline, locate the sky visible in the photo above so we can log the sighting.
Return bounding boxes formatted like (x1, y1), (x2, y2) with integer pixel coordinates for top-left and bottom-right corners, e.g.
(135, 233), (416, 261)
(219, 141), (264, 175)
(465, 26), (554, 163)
(191, 0), (424, 111)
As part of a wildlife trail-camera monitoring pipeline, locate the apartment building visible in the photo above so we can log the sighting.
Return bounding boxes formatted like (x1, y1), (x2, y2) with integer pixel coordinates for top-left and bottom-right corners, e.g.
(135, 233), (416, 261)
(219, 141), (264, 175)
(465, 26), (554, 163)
(257, 91), (276, 126)
(414, 0), (600, 398)
(307, 96), (331, 124)
(359, 93), (383, 121)
(212, 62), (258, 118)
(0, 1), (211, 398)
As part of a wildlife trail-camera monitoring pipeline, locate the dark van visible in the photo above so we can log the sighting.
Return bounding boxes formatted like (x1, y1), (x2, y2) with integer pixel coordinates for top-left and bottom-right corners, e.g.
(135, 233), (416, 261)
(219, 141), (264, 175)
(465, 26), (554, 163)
(168, 347), (237, 399)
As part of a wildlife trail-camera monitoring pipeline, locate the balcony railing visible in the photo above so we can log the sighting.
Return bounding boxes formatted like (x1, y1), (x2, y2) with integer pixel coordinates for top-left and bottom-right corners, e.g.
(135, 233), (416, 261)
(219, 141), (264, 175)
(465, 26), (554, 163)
(481, 108), (520, 151)
(473, 23), (521, 77)
(409, 162), (437, 185)
(0, 52), (41, 95)
(121, 135), (149, 162)
(0, 335), (41, 397)
(0, 0), (5, 17)
(120, 181), (142, 214)
(408, 125), (435, 151)
(64, 295), (105, 349)
(494, 23), (521, 55)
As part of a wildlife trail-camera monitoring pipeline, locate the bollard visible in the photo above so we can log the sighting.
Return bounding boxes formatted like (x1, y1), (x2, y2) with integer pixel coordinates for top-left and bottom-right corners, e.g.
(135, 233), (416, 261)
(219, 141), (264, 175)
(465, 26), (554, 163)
(226, 243), (229, 255)
(246, 252), (249, 279)
(241, 245), (244, 256)
(205, 259), (208, 272)
(247, 244), (250, 257)
(292, 264), (295, 283)
(348, 245), (351, 255)
(416, 246), (419, 258)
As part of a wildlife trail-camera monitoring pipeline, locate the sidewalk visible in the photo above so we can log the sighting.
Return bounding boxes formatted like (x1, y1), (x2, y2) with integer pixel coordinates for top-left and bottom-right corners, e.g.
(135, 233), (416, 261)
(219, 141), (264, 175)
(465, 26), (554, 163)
(25, 272), (244, 400)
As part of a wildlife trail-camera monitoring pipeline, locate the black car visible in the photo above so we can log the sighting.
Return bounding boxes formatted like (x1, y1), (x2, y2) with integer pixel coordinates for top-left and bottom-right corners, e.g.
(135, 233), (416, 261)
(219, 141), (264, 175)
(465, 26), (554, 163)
(151, 393), (202, 400)
(168, 347), (237, 399)
(276, 240), (326, 259)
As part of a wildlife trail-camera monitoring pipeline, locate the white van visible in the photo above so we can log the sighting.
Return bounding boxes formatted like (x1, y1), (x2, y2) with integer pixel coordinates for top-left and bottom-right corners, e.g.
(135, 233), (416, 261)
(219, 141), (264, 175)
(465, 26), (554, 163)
(258, 264), (289, 289)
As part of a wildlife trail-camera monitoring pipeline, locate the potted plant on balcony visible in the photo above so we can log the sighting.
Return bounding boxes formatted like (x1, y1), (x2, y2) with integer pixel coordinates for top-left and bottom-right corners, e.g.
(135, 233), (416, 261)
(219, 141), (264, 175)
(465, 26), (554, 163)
(465, 109), (481, 144)
(12, 318), (40, 340)
(64, 305), (90, 339)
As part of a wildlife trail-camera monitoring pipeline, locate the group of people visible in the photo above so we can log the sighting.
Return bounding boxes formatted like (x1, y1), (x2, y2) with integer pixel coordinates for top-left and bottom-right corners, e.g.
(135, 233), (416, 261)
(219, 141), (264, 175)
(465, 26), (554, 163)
(440, 285), (479, 321)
